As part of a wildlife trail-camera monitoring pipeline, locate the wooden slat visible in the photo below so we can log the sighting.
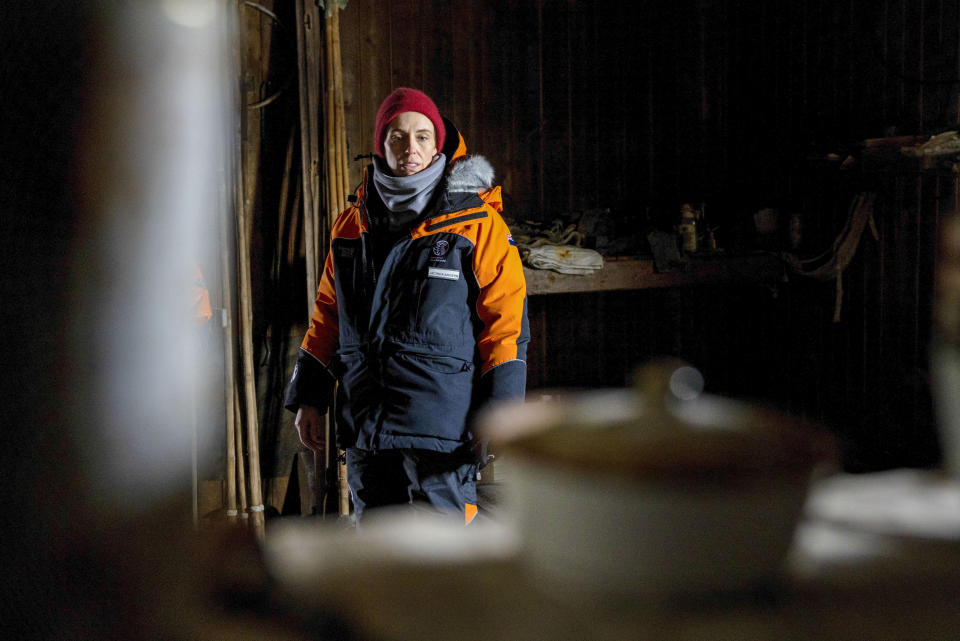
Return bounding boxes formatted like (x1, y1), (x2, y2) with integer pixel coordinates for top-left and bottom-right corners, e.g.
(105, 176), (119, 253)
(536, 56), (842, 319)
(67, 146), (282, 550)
(338, 0), (364, 192)
(538, 2), (570, 218)
(388, 0), (422, 89)
(902, 0), (924, 132)
(357, 0), (391, 162)
(565, 1), (596, 212)
(476, 1), (496, 168)
(482, 0), (514, 196)
(332, 9), (350, 207)
(448, 0), (481, 146)
(503, 0), (539, 221)
(420, 0), (452, 111)
(294, 0), (318, 314)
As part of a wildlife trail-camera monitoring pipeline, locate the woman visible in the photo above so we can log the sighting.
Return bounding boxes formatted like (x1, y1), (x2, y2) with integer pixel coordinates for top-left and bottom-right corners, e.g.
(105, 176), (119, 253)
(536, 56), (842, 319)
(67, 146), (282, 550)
(286, 88), (529, 524)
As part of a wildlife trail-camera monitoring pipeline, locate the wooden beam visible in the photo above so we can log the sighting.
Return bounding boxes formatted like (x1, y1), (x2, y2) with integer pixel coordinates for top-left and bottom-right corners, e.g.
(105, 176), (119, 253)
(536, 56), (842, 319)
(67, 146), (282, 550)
(524, 254), (784, 296)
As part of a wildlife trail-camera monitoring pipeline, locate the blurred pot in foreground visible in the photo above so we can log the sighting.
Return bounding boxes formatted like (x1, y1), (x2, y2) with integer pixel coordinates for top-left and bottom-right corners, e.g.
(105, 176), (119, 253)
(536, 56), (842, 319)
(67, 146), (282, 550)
(479, 359), (838, 599)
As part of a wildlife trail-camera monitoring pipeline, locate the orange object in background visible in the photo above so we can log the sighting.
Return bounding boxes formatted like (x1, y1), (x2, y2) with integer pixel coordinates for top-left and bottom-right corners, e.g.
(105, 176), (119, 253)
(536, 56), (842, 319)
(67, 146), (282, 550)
(192, 263), (212, 323)
(465, 502), (478, 525)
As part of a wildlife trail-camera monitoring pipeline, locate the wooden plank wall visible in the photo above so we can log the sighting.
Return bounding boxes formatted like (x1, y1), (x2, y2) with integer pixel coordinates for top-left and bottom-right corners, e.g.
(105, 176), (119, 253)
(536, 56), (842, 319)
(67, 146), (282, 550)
(320, 0), (960, 470)
(335, 0), (955, 229)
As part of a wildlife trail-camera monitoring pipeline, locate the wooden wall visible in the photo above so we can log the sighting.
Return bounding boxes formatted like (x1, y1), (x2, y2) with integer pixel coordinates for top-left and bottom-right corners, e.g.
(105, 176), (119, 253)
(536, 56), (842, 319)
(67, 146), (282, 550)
(243, 0), (960, 478)
(337, 0), (957, 224)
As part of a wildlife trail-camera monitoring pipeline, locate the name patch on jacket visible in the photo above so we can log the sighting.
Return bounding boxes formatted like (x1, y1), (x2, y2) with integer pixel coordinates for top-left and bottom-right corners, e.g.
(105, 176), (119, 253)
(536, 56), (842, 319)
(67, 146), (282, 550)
(427, 267), (460, 281)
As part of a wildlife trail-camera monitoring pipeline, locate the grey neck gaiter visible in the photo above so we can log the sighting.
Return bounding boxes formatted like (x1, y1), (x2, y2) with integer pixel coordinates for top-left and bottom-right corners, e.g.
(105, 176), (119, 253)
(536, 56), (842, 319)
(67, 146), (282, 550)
(372, 153), (446, 219)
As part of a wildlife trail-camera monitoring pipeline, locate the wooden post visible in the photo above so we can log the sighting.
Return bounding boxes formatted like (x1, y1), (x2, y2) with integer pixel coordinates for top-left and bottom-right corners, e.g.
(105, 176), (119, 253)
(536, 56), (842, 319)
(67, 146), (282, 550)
(307, 2), (323, 303)
(295, 0), (318, 315)
(338, 449), (350, 517)
(224, 377), (237, 521)
(234, 383), (248, 521)
(219, 0), (240, 518)
(233, 0), (265, 541)
(236, 159), (266, 541)
(331, 7), (350, 211)
(222, 0), (243, 526)
(322, 13), (338, 221)
(326, 7), (350, 517)
(219, 174), (238, 523)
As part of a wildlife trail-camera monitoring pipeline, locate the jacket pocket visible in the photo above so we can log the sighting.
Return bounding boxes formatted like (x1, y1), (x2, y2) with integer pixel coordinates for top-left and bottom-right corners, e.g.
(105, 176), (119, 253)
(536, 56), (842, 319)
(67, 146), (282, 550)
(400, 351), (474, 375)
(336, 348), (378, 429)
(381, 350), (475, 442)
(414, 275), (470, 338)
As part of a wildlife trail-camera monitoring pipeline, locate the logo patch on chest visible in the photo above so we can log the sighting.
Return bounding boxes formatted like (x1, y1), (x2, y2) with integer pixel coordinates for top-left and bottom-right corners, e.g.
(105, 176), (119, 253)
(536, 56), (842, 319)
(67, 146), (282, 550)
(427, 267), (460, 281)
(432, 239), (450, 257)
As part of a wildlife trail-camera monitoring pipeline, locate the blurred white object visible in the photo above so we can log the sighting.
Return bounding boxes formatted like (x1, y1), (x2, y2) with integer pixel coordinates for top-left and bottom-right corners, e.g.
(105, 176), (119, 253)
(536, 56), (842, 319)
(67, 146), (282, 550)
(265, 511), (520, 593)
(74, 2), (225, 509)
(480, 359), (836, 598)
(902, 130), (960, 158)
(804, 469), (960, 542)
(932, 342), (960, 475)
(510, 457), (809, 597)
(791, 469), (960, 591)
(933, 213), (960, 476)
(526, 245), (603, 275)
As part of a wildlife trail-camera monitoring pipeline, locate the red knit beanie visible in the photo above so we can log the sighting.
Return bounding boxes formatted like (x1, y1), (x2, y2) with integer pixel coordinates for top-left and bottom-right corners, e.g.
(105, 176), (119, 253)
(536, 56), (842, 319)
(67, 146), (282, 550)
(373, 87), (445, 158)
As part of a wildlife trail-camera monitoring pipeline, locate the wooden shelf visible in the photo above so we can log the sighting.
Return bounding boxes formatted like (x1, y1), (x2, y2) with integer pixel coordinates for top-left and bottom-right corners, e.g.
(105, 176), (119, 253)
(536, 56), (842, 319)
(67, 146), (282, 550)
(524, 253), (785, 296)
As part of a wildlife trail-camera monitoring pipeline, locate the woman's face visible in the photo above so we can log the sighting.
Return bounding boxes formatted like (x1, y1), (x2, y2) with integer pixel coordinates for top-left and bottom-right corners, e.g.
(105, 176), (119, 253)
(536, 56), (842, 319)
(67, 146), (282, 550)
(383, 111), (438, 176)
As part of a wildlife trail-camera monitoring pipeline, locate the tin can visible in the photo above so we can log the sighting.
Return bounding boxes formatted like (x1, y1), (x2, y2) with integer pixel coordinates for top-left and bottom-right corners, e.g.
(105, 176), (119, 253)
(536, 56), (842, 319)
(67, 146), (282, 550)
(679, 204), (698, 253)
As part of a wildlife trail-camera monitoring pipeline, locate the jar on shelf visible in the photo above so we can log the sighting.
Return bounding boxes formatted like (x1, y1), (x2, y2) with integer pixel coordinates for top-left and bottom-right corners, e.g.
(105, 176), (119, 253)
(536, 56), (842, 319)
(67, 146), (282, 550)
(679, 203), (698, 253)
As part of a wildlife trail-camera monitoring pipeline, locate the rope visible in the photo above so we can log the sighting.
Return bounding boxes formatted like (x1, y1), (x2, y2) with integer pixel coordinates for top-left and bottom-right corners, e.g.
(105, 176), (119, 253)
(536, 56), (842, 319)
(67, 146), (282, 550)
(783, 192), (879, 322)
(511, 219), (584, 264)
(834, 263), (845, 323)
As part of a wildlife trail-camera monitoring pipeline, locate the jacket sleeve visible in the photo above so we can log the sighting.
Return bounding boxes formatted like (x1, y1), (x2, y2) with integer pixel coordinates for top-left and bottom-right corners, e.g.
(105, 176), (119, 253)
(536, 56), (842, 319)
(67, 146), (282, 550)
(472, 199), (529, 404)
(284, 239), (340, 413)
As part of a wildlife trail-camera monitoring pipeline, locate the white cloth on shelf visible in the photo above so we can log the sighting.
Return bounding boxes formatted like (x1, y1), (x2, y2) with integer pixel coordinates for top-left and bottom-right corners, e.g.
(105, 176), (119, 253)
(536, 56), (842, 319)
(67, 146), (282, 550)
(525, 245), (604, 275)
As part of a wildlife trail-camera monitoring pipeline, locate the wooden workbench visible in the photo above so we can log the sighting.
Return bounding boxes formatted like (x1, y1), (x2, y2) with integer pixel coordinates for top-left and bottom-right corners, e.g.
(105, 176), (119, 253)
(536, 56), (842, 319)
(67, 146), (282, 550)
(523, 253), (786, 295)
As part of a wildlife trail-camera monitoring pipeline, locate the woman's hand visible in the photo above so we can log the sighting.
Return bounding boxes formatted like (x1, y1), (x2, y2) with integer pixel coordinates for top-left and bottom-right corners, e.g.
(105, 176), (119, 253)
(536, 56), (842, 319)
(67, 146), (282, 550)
(295, 404), (325, 451)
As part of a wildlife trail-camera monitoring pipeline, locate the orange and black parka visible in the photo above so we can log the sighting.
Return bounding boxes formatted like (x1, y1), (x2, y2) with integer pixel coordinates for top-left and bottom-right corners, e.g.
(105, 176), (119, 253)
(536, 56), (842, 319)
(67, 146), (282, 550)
(285, 119), (529, 454)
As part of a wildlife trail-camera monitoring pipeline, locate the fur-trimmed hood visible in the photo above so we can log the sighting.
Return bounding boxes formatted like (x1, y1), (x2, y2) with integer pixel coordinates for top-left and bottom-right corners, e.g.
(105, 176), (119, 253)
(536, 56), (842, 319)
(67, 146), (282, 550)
(445, 155), (495, 194)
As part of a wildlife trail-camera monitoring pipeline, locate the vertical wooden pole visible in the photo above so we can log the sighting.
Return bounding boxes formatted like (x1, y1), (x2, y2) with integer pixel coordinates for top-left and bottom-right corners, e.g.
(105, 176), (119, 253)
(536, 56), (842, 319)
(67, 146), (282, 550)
(332, 7), (350, 212)
(338, 444), (350, 517)
(233, 0), (265, 541)
(222, 0), (242, 525)
(224, 374), (237, 520)
(325, 6), (350, 518)
(319, 10), (337, 519)
(295, 0), (330, 516)
(323, 11), (339, 222)
(307, 2), (323, 291)
(220, 178), (238, 522)
(295, 0), (318, 315)
(234, 383), (248, 520)
(236, 160), (266, 541)
(220, 0), (239, 520)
